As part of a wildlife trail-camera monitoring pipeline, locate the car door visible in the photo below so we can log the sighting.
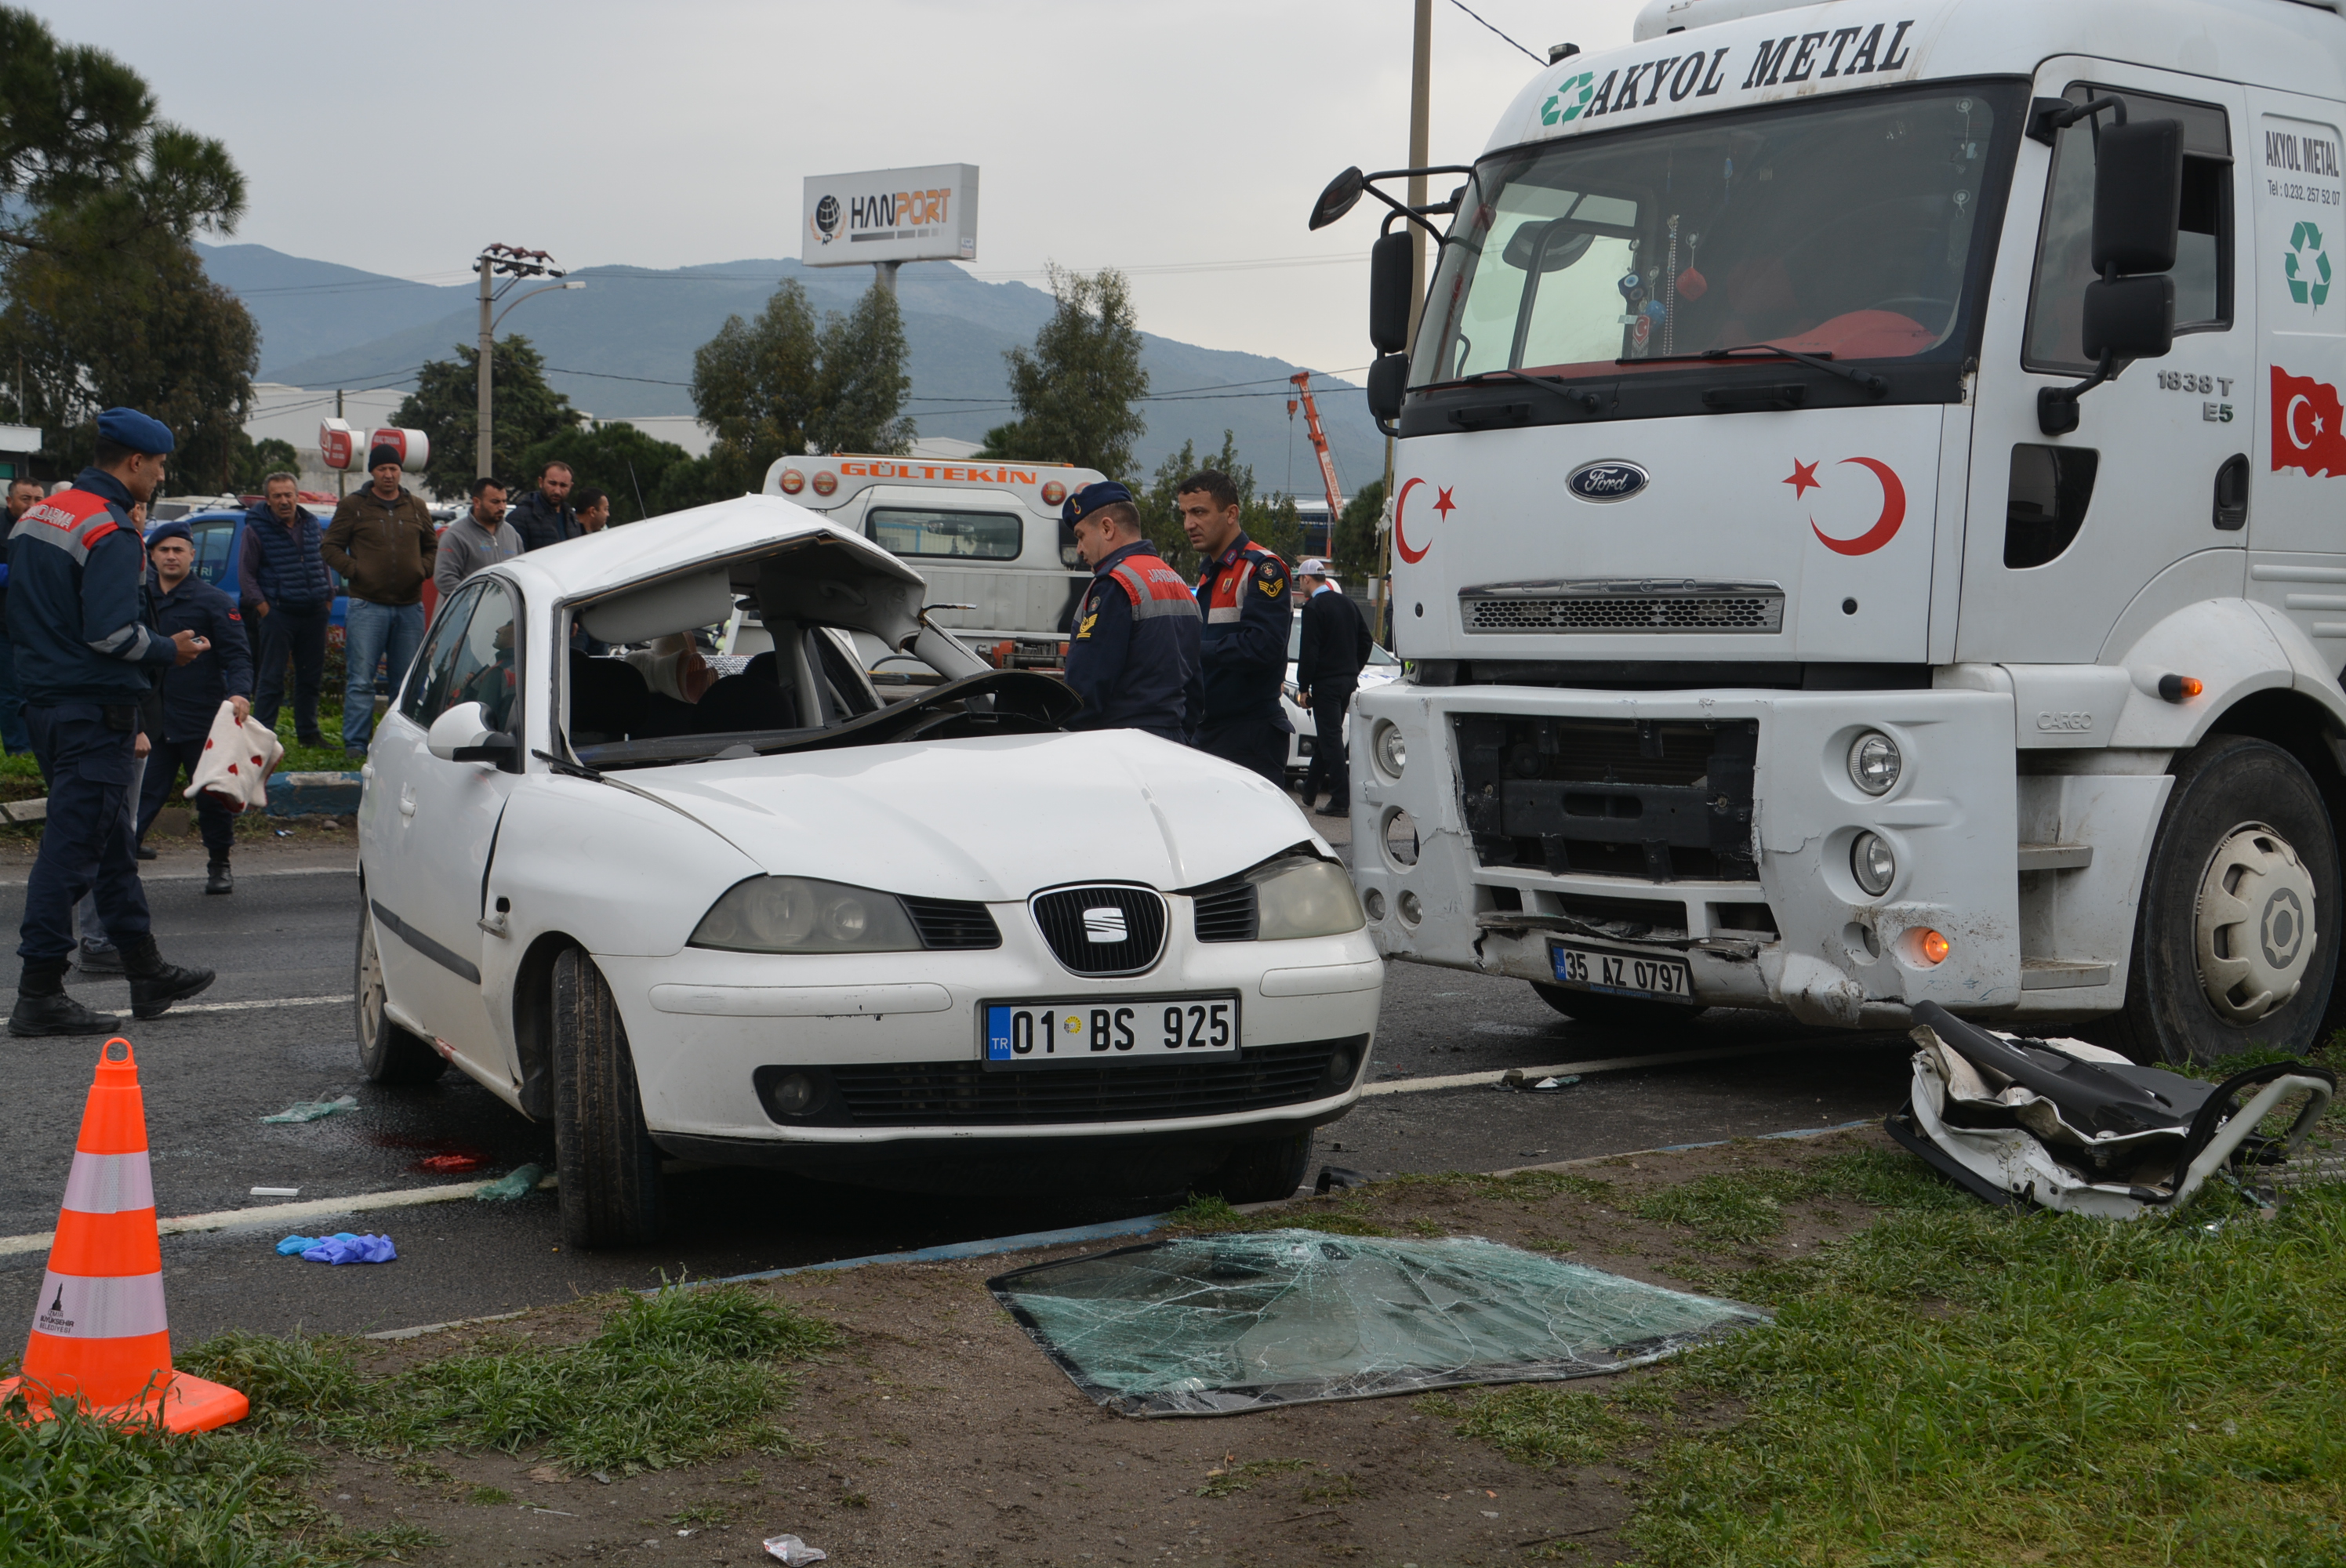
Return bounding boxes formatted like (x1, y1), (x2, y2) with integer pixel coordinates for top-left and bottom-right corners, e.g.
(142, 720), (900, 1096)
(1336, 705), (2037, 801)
(364, 577), (522, 1077)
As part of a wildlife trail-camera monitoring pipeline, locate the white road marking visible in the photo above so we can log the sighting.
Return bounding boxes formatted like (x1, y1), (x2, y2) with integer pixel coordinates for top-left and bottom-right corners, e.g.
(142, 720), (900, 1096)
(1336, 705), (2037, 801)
(0, 1174), (557, 1258)
(0, 865), (354, 887)
(56, 993), (346, 1014)
(1359, 1036), (1865, 1096)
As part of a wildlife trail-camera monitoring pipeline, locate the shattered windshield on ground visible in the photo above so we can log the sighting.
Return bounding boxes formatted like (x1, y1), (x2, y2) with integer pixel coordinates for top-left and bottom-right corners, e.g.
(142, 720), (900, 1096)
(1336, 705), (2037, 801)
(990, 1229), (1767, 1417)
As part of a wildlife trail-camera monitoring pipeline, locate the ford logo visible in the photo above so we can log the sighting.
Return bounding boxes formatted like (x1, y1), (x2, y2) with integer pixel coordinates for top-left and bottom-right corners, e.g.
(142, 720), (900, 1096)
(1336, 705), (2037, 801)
(1567, 460), (1650, 503)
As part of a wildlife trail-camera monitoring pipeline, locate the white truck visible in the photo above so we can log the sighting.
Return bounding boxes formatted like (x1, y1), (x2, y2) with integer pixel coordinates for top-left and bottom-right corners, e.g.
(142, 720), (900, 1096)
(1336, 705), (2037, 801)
(1326, 0), (2346, 1065)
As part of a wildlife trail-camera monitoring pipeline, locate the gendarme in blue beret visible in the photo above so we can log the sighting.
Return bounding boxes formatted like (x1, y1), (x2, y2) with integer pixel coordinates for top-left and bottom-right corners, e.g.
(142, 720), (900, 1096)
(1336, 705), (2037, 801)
(143, 519), (193, 550)
(1062, 481), (1133, 527)
(96, 406), (175, 456)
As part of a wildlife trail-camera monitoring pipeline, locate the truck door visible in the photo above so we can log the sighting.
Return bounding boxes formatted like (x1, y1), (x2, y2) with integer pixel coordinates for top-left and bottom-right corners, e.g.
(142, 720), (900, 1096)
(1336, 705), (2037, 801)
(1958, 65), (2250, 664)
(2243, 89), (2346, 665)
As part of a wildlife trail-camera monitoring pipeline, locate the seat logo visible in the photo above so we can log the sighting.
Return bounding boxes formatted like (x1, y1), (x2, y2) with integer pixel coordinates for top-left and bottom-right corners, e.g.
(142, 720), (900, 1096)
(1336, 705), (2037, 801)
(1084, 907), (1128, 943)
(1567, 461), (1650, 503)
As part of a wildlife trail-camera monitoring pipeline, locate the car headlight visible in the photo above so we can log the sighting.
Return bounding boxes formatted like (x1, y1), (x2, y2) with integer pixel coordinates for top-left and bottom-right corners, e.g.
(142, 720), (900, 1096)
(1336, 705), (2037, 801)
(1247, 857), (1366, 940)
(1374, 722), (1407, 779)
(1851, 832), (1896, 898)
(1847, 731), (1901, 795)
(689, 876), (921, 953)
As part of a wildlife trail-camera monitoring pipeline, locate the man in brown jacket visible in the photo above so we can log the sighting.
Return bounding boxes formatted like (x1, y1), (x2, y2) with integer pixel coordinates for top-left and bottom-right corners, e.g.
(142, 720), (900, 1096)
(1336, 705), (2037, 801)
(322, 443), (438, 758)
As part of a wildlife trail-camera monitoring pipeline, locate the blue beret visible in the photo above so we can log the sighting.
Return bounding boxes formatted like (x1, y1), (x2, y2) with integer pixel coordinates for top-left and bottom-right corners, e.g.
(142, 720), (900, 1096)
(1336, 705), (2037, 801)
(96, 406), (175, 456)
(143, 519), (192, 550)
(1062, 481), (1134, 527)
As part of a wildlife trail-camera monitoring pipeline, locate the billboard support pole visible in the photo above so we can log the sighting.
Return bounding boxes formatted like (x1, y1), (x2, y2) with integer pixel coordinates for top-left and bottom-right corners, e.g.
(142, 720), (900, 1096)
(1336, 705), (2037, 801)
(874, 260), (901, 297)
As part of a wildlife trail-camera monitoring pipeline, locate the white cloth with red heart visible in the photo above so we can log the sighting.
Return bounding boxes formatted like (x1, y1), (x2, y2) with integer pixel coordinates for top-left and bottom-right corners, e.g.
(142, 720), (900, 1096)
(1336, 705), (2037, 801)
(184, 701), (285, 814)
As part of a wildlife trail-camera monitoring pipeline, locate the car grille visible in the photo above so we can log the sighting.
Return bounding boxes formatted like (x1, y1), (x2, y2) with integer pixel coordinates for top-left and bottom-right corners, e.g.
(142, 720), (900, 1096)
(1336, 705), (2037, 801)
(1191, 883), (1258, 943)
(1030, 885), (1167, 975)
(812, 1037), (1361, 1127)
(1461, 580), (1785, 634)
(902, 896), (1001, 950)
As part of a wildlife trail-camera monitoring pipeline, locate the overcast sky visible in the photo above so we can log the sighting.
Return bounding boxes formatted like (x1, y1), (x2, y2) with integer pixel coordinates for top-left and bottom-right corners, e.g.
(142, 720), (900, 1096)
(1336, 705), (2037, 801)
(34, 0), (1643, 380)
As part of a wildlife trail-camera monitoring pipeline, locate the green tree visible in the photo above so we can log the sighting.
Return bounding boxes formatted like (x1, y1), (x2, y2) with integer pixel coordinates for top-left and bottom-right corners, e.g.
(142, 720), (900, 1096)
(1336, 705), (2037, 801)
(1334, 476), (1385, 591)
(978, 265), (1148, 478)
(394, 334), (580, 499)
(516, 422), (695, 524)
(1133, 430), (1300, 579)
(230, 434), (300, 492)
(0, 6), (254, 484)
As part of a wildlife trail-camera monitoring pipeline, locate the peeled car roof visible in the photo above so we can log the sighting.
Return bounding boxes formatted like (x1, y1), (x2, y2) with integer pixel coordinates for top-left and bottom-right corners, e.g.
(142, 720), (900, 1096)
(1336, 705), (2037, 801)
(488, 492), (925, 601)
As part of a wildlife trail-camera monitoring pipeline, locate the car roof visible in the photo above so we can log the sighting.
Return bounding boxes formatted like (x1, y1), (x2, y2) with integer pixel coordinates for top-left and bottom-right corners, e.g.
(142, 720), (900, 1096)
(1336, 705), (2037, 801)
(488, 492), (926, 602)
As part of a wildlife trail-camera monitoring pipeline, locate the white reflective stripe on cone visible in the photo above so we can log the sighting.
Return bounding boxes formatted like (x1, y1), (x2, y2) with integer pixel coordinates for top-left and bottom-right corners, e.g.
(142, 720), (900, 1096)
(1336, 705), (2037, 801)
(31, 1270), (169, 1339)
(60, 1151), (155, 1216)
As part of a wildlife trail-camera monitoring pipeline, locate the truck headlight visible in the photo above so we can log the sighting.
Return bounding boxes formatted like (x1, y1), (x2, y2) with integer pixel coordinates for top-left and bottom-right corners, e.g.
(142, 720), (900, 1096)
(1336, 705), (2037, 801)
(1249, 858), (1366, 940)
(1374, 722), (1407, 779)
(1851, 833), (1897, 898)
(690, 876), (921, 953)
(1847, 731), (1901, 795)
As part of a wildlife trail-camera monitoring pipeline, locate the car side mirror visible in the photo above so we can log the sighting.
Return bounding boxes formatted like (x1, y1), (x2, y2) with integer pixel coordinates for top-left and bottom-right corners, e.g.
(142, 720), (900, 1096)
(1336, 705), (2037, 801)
(1368, 231), (1414, 356)
(426, 700), (516, 766)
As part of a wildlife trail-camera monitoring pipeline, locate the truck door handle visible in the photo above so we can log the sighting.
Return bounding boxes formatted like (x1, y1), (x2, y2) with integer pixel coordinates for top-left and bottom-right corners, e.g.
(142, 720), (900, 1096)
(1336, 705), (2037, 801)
(2213, 452), (2248, 531)
(398, 784), (417, 818)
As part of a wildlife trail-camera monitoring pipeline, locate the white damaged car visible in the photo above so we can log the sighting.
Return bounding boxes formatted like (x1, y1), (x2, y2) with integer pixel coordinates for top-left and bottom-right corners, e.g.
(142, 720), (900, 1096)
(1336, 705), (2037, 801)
(354, 495), (1384, 1246)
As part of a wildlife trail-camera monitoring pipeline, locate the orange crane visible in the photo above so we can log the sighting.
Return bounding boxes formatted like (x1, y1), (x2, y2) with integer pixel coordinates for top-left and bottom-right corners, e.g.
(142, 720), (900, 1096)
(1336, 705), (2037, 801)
(1289, 371), (1346, 527)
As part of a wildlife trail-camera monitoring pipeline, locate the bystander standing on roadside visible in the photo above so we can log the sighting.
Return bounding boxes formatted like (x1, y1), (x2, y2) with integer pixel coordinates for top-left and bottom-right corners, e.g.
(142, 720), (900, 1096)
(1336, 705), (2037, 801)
(1060, 481), (1201, 742)
(1181, 470), (1294, 785)
(0, 477), (42, 755)
(136, 520), (252, 895)
(321, 443), (436, 760)
(434, 477), (522, 601)
(573, 486), (611, 533)
(1293, 557), (1370, 818)
(238, 472), (331, 747)
(5, 406), (214, 1034)
(507, 460), (582, 551)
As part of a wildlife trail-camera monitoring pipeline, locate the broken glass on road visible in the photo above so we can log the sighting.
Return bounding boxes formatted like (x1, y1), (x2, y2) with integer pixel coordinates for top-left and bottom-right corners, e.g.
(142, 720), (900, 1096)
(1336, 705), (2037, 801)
(990, 1229), (1766, 1417)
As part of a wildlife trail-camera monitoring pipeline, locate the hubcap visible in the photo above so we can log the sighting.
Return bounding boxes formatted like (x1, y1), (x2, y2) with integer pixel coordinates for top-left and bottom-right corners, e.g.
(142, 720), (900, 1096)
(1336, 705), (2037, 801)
(358, 920), (384, 1054)
(2194, 824), (2318, 1022)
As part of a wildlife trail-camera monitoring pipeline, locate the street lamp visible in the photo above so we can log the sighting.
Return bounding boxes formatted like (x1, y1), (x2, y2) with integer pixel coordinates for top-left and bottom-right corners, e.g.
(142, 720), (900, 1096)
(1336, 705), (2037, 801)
(474, 243), (583, 481)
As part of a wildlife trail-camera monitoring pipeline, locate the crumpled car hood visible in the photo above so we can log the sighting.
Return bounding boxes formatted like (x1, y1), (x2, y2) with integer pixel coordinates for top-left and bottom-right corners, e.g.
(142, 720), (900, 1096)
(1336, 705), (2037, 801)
(624, 730), (1322, 899)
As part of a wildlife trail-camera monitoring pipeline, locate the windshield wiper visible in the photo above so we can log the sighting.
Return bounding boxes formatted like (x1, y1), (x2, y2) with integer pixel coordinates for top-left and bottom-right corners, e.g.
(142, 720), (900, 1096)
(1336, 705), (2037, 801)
(533, 748), (603, 782)
(1632, 343), (1887, 397)
(1454, 368), (1604, 414)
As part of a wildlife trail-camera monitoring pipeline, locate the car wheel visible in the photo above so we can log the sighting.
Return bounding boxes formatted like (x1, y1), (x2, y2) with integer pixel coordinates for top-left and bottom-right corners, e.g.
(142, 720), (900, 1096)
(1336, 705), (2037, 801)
(1531, 981), (1709, 1029)
(354, 906), (445, 1085)
(550, 948), (664, 1247)
(1202, 1128), (1315, 1204)
(2103, 735), (2341, 1065)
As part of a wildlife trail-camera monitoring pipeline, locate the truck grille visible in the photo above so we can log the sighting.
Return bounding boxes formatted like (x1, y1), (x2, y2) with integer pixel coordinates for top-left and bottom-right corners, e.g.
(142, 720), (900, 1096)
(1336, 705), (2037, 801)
(1456, 715), (1760, 882)
(1030, 885), (1168, 976)
(1461, 580), (1785, 634)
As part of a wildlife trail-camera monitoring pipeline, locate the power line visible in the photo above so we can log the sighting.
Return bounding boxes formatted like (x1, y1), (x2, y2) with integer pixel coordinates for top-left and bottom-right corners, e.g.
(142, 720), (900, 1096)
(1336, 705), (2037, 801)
(1449, 0), (1545, 65)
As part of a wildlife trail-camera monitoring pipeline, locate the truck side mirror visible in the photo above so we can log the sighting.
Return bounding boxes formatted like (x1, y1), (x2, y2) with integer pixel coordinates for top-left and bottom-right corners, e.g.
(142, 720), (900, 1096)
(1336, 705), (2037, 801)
(1309, 167), (1366, 231)
(1369, 232), (1414, 355)
(2040, 114), (2186, 434)
(2083, 274), (2175, 360)
(1367, 354), (1409, 425)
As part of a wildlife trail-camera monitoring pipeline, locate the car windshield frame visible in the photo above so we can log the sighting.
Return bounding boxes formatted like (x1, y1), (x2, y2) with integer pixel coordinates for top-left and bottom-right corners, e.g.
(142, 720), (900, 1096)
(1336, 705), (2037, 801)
(1401, 76), (2027, 432)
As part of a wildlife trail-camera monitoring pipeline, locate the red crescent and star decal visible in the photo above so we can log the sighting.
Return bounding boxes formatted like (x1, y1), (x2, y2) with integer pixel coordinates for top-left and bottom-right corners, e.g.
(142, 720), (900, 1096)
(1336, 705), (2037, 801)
(1393, 476), (1430, 562)
(1786, 456), (1905, 555)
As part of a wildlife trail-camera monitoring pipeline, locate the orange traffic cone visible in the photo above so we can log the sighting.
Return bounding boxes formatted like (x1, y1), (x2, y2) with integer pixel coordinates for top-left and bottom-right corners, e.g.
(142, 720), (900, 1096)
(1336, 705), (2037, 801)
(0, 1037), (245, 1432)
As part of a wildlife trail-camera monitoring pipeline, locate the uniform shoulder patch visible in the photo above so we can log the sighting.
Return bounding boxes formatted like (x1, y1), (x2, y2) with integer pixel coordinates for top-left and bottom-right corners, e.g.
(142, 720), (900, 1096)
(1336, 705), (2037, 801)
(1255, 559), (1286, 597)
(1076, 611), (1098, 640)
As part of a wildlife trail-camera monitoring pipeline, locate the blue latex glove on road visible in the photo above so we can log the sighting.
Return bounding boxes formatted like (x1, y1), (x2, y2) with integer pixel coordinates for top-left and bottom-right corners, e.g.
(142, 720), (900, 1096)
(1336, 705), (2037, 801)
(279, 1232), (398, 1264)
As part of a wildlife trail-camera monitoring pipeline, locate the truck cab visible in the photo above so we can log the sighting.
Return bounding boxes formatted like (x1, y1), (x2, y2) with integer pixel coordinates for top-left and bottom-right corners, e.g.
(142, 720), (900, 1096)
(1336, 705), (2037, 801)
(1338, 0), (2346, 1064)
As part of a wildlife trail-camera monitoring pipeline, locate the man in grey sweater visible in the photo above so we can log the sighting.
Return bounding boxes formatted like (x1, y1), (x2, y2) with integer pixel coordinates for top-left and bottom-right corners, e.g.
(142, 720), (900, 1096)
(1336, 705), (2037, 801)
(433, 477), (523, 615)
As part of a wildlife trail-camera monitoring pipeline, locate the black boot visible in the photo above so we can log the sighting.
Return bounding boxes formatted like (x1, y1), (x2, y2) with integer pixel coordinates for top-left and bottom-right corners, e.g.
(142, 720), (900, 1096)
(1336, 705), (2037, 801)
(118, 935), (215, 1020)
(10, 960), (122, 1036)
(205, 860), (233, 895)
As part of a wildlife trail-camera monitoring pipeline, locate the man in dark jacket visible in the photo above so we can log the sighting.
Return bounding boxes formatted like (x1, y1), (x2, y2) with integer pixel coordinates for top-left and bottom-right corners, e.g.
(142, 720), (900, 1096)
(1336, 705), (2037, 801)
(321, 444), (435, 758)
(5, 406), (215, 1034)
(1061, 481), (1202, 742)
(0, 477), (41, 755)
(1294, 558), (1371, 817)
(507, 460), (582, 551)
(138, 520), (253, 895)
(238, 472), (332, 746)
(1182, 470), (1293, 785)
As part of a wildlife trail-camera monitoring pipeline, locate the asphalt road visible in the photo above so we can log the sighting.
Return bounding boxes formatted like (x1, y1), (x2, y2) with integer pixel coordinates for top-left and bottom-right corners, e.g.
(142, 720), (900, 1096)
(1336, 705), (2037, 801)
(0, 840), (1916, 1345)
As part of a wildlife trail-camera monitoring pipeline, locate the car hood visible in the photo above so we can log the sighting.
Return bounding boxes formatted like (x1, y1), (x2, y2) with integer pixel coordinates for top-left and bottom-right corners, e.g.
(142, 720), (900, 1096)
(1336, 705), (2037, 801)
(623, 730), (1324, 898)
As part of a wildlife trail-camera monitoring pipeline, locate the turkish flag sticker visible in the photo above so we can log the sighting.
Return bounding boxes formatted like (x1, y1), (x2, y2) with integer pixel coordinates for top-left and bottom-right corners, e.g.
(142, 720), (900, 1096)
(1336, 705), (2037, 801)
(2272, 365), (2346, 477)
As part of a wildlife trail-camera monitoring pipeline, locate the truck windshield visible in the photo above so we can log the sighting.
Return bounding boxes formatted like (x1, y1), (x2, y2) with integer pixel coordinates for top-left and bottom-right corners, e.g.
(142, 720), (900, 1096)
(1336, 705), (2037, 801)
(1413, 83), (2017, 385)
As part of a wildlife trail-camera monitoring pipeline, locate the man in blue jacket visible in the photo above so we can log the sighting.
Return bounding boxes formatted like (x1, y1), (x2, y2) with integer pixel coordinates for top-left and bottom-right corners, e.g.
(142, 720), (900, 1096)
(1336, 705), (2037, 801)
(238, 472), (331, 746)
(139, 520), (253, 895)
(1182, 470), (1294, 785)
(1060, 481), (1201, 742)
(5, 407), (215, 1034)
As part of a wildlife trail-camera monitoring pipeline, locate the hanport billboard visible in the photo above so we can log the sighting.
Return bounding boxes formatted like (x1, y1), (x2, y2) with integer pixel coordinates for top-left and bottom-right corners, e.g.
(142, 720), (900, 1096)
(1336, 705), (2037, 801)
(803, 164), (979, 267)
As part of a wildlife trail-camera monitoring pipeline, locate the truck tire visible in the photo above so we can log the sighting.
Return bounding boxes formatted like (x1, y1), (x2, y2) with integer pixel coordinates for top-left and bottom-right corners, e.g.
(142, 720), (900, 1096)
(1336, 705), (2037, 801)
(2106, 735), (2341, 1066)
(1531, 982), (1709, 1030)
(1202, 1129), (1315, 1204)
(551, 948), (664, 1247)
(354, 907), (445, 1085)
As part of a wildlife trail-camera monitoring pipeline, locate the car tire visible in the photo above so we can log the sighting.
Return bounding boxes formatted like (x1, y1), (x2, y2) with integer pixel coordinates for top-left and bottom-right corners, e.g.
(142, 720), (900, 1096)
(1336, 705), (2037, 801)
(2102, 735), (2341, 1066)
(551, 949), (665, 1247)
(1202, 1128), (1315, 1204)
(354, 906), (445, 1085)
(1531, 981), (1709, 1029)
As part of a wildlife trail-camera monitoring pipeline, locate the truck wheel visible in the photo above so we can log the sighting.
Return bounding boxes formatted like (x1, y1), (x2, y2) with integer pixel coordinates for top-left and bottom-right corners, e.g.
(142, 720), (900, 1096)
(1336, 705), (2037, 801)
(2107, 735), (2341, 1066)
(551, 949), (664, 1247)
(1202, 1129), (1315, 1204)
(1531, 982), (1709, 1030)
(354, 908), (445, 1085)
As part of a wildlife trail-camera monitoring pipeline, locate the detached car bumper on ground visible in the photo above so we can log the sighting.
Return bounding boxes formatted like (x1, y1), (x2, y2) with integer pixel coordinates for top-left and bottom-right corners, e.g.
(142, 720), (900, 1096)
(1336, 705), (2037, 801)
(354, 495), (1383, 1245)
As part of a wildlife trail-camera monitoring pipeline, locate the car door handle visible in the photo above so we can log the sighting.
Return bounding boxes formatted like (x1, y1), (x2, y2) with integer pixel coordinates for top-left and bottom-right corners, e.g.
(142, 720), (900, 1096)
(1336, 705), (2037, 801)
(398, 784), (417, 818)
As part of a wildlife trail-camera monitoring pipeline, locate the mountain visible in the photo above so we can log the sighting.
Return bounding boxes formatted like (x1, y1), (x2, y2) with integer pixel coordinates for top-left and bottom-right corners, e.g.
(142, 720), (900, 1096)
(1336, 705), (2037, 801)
(201, 245), (1381, 494)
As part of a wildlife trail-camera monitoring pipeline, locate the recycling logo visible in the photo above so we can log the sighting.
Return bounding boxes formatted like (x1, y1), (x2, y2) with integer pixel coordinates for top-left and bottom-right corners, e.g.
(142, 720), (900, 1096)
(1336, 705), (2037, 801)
(1541, 71), (1596, 127)
(2287, 221), (2332, 308)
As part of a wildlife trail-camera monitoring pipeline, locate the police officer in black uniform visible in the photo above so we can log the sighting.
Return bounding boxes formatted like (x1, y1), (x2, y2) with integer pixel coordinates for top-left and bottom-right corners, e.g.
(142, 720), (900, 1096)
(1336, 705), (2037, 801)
(1181, 470), (1293, 784)
(1060, 481), (1202, 742)
(6, 408), (216, 1035)
(1294, 557), (1371, 817)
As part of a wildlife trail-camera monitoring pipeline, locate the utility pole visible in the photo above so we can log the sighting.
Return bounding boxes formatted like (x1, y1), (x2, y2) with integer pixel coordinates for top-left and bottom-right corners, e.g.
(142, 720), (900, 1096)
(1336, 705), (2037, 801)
(473, 242), (575, 482)
(335, 389), (347, 499)
(1407, 0), (1433, 347)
